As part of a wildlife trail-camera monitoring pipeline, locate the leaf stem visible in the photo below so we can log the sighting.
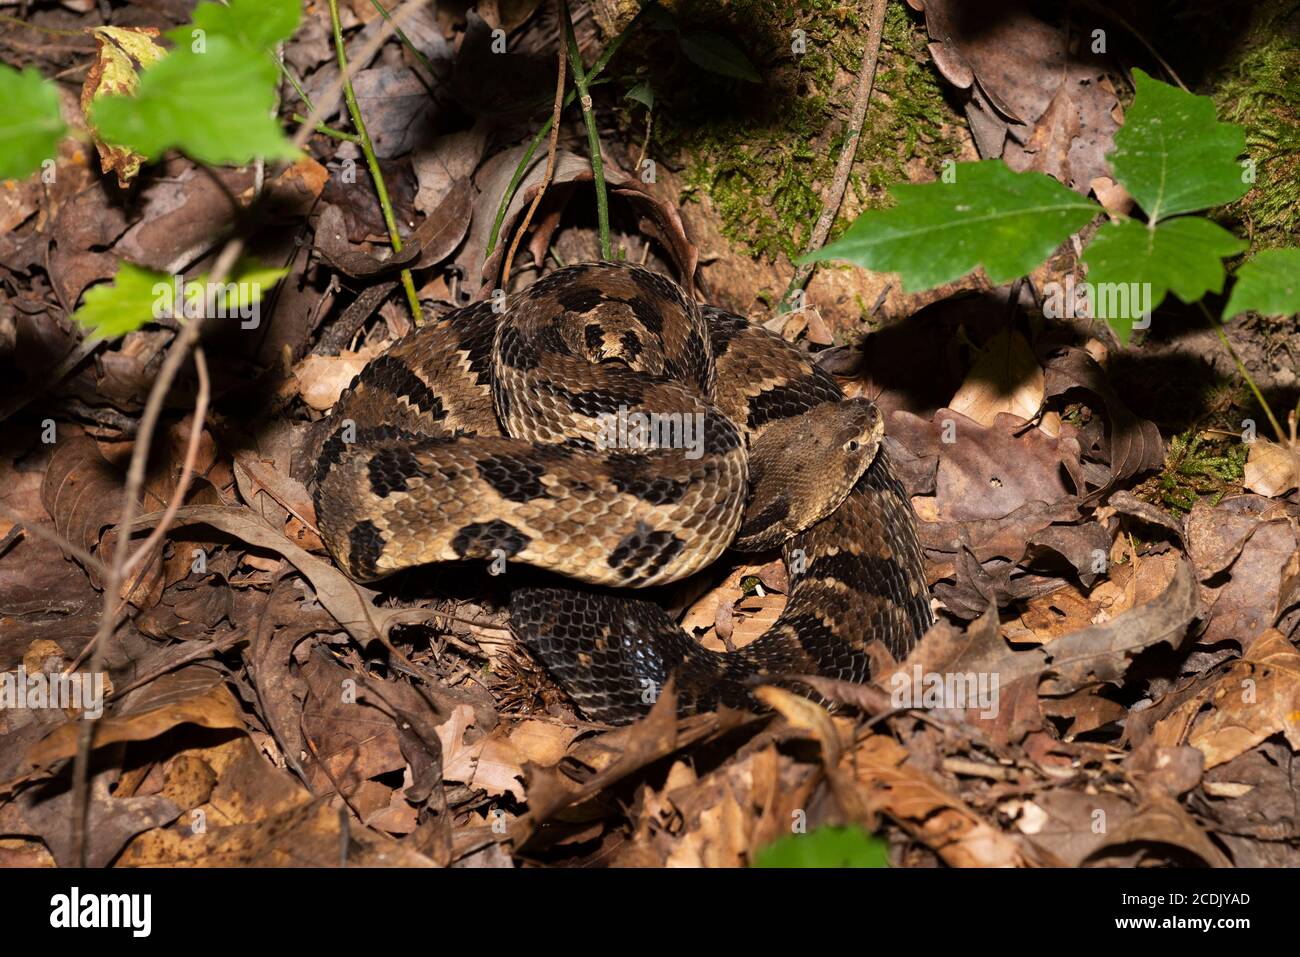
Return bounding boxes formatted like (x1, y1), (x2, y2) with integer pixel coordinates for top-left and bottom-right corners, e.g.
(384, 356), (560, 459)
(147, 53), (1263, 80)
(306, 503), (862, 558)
(1200, 301), (1286, 444)
(563, 0), (609, 259)
(328, 0), (422, 322)
(291, 113), (362, 143)
(366, 0), (439, 80)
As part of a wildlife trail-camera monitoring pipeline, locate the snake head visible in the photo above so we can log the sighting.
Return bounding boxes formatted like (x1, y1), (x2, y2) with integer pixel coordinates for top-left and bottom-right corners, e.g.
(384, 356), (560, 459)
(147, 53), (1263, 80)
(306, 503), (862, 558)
(732, 397), (884, 551)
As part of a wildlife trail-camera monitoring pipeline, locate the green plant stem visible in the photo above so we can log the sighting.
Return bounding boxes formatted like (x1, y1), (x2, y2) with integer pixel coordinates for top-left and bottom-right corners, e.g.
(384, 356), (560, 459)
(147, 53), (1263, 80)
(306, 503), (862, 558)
(485, 14), (639, 258)
(277, 54), (316, 111)
(562, 0), (611, 259)
(367, 0), (439, 79)
(327, 0), (422, 322)
(1201, 302), (1286, 443)
(291, 113), (362, 143)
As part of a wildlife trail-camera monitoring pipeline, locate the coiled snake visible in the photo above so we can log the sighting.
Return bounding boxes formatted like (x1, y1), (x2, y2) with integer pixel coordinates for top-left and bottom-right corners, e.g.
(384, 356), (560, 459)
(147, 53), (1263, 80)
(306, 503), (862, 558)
(313, 262), (931, 723)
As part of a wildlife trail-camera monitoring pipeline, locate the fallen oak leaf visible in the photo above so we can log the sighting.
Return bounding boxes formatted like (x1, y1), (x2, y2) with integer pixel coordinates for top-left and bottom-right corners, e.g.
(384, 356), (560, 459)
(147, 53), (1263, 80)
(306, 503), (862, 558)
(24, 667), (243, 774)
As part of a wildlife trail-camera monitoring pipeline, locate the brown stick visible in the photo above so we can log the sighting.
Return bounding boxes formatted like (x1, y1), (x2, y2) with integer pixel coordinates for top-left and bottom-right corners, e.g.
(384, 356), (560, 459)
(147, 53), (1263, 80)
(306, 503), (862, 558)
(780, 0), (889, 313)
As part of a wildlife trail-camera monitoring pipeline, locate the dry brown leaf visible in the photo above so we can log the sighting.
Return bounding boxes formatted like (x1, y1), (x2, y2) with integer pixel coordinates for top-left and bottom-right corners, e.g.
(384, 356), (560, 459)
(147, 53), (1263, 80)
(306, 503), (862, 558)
(1243, 438), (1300, 497)
(24, 671), (244, 774)
(850, 734), (1040, 866)
(1183, 629), (1300, 769)
(948, 328), (1045, 427)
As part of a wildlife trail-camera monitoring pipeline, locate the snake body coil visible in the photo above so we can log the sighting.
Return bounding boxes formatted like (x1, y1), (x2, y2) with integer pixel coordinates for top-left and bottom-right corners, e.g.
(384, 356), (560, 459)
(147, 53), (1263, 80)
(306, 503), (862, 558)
(313, 262), (931, 723)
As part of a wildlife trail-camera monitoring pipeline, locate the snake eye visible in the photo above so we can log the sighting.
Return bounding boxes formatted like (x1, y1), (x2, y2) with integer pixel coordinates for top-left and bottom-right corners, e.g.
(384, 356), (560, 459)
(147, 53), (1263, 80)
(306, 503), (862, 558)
(844, 439), (861, 453)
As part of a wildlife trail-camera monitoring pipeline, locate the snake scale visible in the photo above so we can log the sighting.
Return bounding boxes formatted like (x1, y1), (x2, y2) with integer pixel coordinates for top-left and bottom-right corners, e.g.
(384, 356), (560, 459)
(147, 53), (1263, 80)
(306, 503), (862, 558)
(312, 262), (932, 723)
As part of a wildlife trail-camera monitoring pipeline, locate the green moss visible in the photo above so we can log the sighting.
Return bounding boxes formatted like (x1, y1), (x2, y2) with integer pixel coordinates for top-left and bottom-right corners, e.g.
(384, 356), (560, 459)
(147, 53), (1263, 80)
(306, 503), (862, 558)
(1149, 430), (1248, 513)
(650, 1), (959, 262)
(1210, 0), (1300, 250)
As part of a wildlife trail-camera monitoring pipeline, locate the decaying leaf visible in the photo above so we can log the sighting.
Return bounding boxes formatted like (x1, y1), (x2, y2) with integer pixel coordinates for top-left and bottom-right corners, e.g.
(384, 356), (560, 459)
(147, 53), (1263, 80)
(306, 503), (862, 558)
(80, 26), (166, 187)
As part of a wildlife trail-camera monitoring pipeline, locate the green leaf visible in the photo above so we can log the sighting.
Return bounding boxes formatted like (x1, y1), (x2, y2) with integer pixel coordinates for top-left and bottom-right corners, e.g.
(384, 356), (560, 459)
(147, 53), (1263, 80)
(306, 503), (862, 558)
(625, 80), (654, 110)
(90, 36), (297, 166)
(1109, 68), (1249, 223)
(803, 160), (1098, 292)
(679, 31), (761, 83)
(1224, 248), (1300, 318)
(71, 263), (172, 339)
(72, 258), (288, 339)
(168, 0), (301, 51)
(1082, 216), (1246, 342)
(753, 826), (889, 868)
(0, 64), (67, 180)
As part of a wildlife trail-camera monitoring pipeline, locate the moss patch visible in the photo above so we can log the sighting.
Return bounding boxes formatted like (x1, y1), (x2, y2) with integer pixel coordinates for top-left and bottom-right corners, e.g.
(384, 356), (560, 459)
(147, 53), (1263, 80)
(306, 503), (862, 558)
(1209, 0), (1300, 250)
(1141, 430), (1248, 513)
(643, 1), (960, 262)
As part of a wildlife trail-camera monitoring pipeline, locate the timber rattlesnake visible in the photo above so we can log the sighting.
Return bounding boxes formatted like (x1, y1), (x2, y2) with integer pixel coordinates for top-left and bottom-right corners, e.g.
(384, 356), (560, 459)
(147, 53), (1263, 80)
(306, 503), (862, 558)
(312, 262), (931, 723)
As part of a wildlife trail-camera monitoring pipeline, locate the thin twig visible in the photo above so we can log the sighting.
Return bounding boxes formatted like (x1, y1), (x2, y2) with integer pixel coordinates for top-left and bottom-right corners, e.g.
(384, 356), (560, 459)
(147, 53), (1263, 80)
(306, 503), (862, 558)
(503, 4), (568, 286)
(561, 0), (611, 260)
(327, 0), (422, 324)
(120, 345), (211, 585)
(780, 0), (889, 313)
(69, 317), (207, 865)
(1201, 302), (1286, 444)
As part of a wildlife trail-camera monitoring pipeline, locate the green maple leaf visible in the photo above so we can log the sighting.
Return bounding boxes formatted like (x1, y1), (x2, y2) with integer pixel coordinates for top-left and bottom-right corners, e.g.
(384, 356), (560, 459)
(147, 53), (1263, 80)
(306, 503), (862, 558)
(1082, 217), (1246, 342)
(90, 36), (297, 166)
(1224, 248), (1300, 318)
(1109, 69), (1250, 223)
(802, 160), (1098, 292)
(71, 263), (172, 339)
(0, 64), (67, 180)
(167, 0), (302, 52)
(73, 258), (288, 339)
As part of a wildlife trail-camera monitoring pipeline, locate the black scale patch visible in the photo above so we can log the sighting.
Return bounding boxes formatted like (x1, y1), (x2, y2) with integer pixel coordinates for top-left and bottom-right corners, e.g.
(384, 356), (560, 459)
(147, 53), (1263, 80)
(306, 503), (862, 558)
(745, 380), (826, 429)
(451, 519), (531, 559)
(496, 325), (540, 371)
(457, 306), (497, 386)
(584, 323), (604, 352)
(552, 384), (637, 419)
(367, 446), (429, 497)
(558, 286), (607, 313)
(700, 410), (743, 455)
(608, 522), (685, 583)
(475, 453), (550, 502)
(606, 452), (689, 505)
(624, 296), (664, 336)
(801, 551), (903, 598)
(359, 355), (445, 419)
(620, 330), (643, 362)
(348, 519), (386, 579)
